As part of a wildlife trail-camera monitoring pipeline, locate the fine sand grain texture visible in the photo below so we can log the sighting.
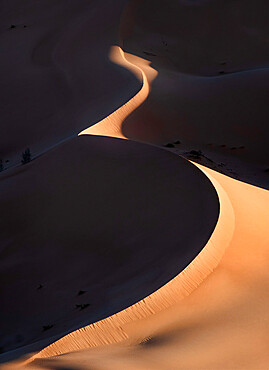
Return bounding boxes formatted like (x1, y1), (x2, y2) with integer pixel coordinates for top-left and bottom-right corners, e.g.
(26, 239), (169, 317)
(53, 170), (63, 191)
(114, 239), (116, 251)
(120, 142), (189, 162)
(0, 136), (219, 358)
(1, 0), (269, 369)
(0, 0), (140, 167)
(14, 165), (269, 370)
(120, 0), (269, 188)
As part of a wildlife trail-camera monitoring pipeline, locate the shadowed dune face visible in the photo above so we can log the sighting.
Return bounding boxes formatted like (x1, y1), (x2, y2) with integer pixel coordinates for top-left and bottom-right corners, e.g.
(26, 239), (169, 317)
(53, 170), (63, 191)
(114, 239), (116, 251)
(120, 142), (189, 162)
(1, 0), (268, 368)
(78, 47), (157, 139)
(20, 166), (269, 370)
(120, 0), (269, 188)
(0, 135), (219, 354)
(123, 0), (269, 76)
(0, 0), (140, 167)
(122, 68), (269, 162)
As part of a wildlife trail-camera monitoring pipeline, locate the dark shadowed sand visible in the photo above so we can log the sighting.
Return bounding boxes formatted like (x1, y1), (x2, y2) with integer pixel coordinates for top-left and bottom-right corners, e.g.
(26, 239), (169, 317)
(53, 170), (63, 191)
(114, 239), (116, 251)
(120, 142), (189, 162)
(0, 135), (218, 358)
(1, 0), (269, 369)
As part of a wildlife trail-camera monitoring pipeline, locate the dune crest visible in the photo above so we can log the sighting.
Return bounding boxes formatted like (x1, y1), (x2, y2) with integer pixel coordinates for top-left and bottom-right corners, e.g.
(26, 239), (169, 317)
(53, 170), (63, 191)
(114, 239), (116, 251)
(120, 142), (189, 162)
(79, 46), (157, 138)
(24, 48), (234, 362)
(1, 2), (269, 369)
(27, 169), (269, 370)
(28, 168), (233, 359)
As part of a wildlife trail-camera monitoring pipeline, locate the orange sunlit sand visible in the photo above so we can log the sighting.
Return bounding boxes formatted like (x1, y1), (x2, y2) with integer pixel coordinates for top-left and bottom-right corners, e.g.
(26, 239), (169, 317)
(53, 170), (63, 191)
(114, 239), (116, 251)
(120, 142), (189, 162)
(25, 168), (269, 370)
(79, 46), (157, 139)
(29, 47), (234, 358)
(5, 45), (268, 370)
(1, 2), (269, 369)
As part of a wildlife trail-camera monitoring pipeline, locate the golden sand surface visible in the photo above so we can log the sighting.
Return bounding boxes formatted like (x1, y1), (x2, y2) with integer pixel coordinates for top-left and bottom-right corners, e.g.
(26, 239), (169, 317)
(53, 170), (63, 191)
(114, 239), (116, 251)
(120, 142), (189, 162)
(14, 164), (268, 370)
(1, 3), (269, 364)
(5, 45), (265, 369)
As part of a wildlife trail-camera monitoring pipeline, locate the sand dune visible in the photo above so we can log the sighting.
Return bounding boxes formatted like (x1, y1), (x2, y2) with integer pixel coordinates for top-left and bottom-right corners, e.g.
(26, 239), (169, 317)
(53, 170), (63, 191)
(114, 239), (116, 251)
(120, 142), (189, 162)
(24, 162), (233, 359)
(0, 0), (140, 168)
(1, 1), (269, 369)
(0, 135), (219, 360)
(120, 0), (269, 188)
(79, 47), (157, 139)
(19, 164), (269, 370)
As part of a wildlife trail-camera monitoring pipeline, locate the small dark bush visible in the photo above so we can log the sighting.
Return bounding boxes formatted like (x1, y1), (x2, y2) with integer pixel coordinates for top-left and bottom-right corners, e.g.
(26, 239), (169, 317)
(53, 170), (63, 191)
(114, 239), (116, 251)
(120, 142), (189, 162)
(0, 159), (3, 172)
(43, 325), (53, 331)
(10, 24), (16, 29)
(164, 143), (175, 148)
(77, 290), (86, 296)
(21, 148), (31, 164)
(189, 150), (202, 158)
(76, 303), (90, 311)
(143, 51), (157, 57)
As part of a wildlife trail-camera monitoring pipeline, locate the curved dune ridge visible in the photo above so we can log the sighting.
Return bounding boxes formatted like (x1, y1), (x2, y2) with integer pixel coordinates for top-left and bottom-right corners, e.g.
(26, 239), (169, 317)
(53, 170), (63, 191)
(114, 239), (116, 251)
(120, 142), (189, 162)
(22, 47), (234, 362)
(28, 171), (233, 360)
(0, 15), (268, 370)
(79, 46), (157, 139)
(2, 41), (269, 369)
(27, 170), (269, 370)
(1, 1), (268, 368)
(0, 135), (219, 358)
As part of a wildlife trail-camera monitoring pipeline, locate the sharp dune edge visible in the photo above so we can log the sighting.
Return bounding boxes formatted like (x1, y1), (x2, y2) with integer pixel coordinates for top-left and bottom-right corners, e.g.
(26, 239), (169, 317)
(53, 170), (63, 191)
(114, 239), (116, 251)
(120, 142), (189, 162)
(27, 169), (233, 360)
(30, 172), (269, 370)
(1, 4), (269, 368)
(79, 46), (157, 139)
(3, 41), (269, 369)
(21, 47), (234, 363)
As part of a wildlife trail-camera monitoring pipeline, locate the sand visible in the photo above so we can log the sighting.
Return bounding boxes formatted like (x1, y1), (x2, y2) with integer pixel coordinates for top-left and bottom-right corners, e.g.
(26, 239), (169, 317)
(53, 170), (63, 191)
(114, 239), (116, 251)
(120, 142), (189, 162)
(0, 0), (140, 168)
(15, 164), (269, 370)
(120, 0), (269, 189)
(1, 0), (269, 369)
(0, 135), (219, 359)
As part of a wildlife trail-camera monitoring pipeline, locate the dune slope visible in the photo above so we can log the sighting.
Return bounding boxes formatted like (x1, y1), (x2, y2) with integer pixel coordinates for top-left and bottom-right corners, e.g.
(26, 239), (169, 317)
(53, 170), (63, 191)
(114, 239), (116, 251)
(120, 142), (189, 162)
(22, 164), (269, 370)
(121, 0), (269, 188)
(1, 1), (269, 369)
(0, 135), (219, 358)
(0, 0), (140, 168)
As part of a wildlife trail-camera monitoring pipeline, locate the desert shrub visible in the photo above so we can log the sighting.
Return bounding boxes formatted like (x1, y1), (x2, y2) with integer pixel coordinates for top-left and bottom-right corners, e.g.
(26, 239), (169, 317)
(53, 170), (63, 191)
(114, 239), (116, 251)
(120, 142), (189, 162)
(21, 148), (31, 164)
(189, 150), (202, 158)
(43, 325), (53, 331)
(75, 303), (90, 311)
(0, 159), (3, 172)
(164, 143), (175, 148)
(77, 290), (86, 296)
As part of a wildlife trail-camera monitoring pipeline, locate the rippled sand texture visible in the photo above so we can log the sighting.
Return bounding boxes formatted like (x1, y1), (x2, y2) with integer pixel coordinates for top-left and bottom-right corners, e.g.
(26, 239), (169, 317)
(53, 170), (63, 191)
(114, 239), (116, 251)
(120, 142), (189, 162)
(21, 166), (269, 370)
(1, 1), (269, 369)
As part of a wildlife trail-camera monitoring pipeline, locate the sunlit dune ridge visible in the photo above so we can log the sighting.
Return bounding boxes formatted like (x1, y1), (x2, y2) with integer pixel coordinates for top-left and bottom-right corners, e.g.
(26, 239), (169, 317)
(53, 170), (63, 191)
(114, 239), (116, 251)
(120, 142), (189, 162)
(28, 170), (233, 359)
(26, 170), (269, 369)
(26, 47), (235, 361)
(79, 46), (157, 138)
